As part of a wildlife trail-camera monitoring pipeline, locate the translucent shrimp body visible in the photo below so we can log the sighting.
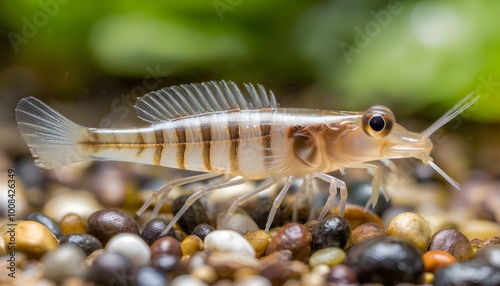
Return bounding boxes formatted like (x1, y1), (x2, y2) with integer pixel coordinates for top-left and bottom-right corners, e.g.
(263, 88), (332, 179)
(15, 81), (478, 233)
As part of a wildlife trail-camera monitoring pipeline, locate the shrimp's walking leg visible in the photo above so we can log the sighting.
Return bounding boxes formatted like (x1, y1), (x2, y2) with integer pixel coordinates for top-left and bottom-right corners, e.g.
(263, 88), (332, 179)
(135, 173), (221, 219)
(221, 177), (280, 229)
(343, 163), (381, 211)
(266, 176), (294, 231)
(161, 177), (246, 236)
(313, 172), (348, 218)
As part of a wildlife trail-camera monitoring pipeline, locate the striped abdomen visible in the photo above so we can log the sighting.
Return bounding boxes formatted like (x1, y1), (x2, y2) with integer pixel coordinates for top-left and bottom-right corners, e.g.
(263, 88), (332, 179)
(80, 110), (296, 179)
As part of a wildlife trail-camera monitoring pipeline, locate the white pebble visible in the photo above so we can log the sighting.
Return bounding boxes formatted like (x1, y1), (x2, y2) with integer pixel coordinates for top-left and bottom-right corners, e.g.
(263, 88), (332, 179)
(42, 244), (86, 283)
(171, 275), (208, 286)
(204, 230), (255, 257)
(105, 233), (151, 268)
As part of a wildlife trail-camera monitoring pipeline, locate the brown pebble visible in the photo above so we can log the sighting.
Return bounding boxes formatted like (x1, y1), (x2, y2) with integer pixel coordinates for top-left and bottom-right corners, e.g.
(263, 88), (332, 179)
(181, 235), (204, 256)
(329, 204), (384, 229)
(326, 265), (358, 284)
(428, 228), (474, 261)
(60, 213), (86, 235)
(86, 209), (139, 246)
(265, 223), (311, 261)
(245, 230), (272, 258)
(423, 250), (456, 272)
(85, 249), (105, 268)
(1, 220), (58, 259)
(150, 236), (182, 259)
(347, 222), (386, 248)
(304, 220), (319, 233)
(191, 264), (218, 284)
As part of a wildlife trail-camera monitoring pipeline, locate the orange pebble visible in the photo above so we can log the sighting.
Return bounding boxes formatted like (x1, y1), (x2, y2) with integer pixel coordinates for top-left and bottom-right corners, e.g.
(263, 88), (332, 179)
(423, 250), (456, 272)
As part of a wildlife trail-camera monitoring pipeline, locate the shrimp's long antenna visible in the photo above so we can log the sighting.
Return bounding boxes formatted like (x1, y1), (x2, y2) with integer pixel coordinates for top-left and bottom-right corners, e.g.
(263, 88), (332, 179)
(421, 92), (479, 138)
(426, 160), (460, 190)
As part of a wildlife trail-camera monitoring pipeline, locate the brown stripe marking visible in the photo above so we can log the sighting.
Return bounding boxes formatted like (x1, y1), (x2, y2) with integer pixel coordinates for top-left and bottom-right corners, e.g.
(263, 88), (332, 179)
(228, 119), (240, 172)
(153, 129), (164, 165)
(260, 112), (272, 166)
(201, 122), (212, 170)
(175, 126), (187, 169)
(136, 132), (147, 157)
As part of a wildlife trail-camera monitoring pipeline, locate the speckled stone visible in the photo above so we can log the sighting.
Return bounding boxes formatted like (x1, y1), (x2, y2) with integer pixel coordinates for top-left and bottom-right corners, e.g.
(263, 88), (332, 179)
(387, 212), (432, 252)
(41, 244), (87, 283)
(105, 233), (151, 268)
(172, 194), (210, 234)
(347, 222), (386, 248)
(266, 223), (311, 261)
(434, 260), (500, 285)
(140, 217), (176, 246)
(181, 235), (204, 256)
(428, 228), (474, 261)
(216, 209), (259, 235)
(86, 251), (135, 285)
(137, 266), (168, 286)
(1, 220), (58, 259)
(244, 230), (272, 258)
(205, 230), (255, 257)
(312, 216), (350, 251)
(422, 250), (456, 273)
(345, 237), (424, 284)
(193, 223), (214, 241)
(27, 212), (63, 239)
(60, 233), (103, 256)
(86, 209), (140, 246)
(59, 213), (86, 235)
(309, 247), (346, 268)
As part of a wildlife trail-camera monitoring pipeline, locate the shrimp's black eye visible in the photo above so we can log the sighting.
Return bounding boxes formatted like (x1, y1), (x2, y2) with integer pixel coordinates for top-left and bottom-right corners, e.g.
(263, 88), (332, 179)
(362, 106), (395, 138)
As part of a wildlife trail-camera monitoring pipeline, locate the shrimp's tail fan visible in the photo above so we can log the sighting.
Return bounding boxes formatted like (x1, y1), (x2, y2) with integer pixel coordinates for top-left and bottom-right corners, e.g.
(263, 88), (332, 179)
(15, 97), (89, 169)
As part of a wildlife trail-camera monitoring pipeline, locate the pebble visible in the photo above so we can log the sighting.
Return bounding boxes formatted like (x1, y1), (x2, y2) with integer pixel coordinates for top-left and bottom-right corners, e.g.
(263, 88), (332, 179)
(329, 204), (384, 229)
(1, 220), (58, 259)
(105, 233), (151, 268)
(309, 247), (346, 268)
(191, 265), (218, 284)
(326, 265), (358, 284)
(347, 182), (391, 216)
(43, 190), (103, 222)
(207, 252), (259, 279)
(216, 209), (259, 235)
(347, 222), (386, 248)
(387, 212), (432, 252)
(235, 275), (272, 286)
(181, 235), (204, 256)
(205, 230), (255, 257)
(41, 244), (87, 283)
(140, 217), (176, 245)
(86, 209), (140, 245)
(193, 223), (215, 241)
(59, 233), (103, 256)
(312, 216), (350, 251)
(59, 213), (86, 235)
(259, 250), (292, 285)
(266, 223), (311, 261)
(137, 266), (168, 286)
(150, 236), (182, 271)
(246, 199), (283, 230)
(171, 275), (208, 286)
(244, 230), (272, 258)
(86, 251), (135, 285)
(434, 260), (500, 285)
(428, 228), (474, 261)
(475, 244), (500, 268)
(345, 236), (424, 284)
(27, 212), (63, 240)
(422, 250), (456, 272)
(172, 194), (210, 233)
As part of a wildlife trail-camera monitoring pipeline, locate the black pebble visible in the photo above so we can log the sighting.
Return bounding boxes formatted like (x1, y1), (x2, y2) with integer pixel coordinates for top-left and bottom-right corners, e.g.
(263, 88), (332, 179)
(141, 218), (176, 245)
(192, 223), (214, 240)
(172, 195), (210, 234)
(27, 212), (63, 239)
(60, 233), (103, 256)
(347, 182), (391, 216)
(312, 215), (350, 251)
(246, 199), (282, 229)
(86, 209), (140, 245)
(345, 237), (424, 284)
(137, 266), (168, 286)
(87, 252), (135, 286)
(434, 260), (500, 286)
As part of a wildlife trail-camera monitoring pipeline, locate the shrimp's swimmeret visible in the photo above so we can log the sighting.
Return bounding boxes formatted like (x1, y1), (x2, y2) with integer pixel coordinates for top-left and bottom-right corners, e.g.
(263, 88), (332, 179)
(15, 80), (478, 233)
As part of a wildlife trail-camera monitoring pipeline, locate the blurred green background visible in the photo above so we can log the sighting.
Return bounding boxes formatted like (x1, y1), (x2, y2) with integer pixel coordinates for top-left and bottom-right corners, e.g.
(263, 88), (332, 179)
(0, 0), (499, 173)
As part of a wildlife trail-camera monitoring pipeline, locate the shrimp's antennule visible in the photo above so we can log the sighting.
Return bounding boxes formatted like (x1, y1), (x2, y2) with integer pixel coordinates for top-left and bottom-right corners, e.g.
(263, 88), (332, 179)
(421, 92), (479, 138)
(426, 160), (460, 190)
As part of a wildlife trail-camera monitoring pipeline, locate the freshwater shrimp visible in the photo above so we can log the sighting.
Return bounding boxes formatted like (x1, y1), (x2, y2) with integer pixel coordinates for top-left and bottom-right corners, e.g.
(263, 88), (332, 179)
(16, 80), (478, 233)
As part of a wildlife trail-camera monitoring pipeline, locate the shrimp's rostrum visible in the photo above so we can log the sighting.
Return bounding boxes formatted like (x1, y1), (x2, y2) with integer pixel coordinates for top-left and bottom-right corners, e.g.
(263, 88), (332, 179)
(15, 80), (478, 232)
